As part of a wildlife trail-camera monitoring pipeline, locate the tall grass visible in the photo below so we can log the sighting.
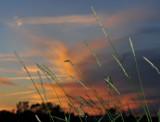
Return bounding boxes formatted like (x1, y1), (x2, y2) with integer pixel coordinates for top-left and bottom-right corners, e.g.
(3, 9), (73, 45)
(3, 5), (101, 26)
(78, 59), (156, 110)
(37, 64), (85, 121)
(12, 3), (158, 122)
(129, 38), (152, 122)
(90, 3), (154, 122)
(15, 52), (55, 122)
(14, 39), (157, 122)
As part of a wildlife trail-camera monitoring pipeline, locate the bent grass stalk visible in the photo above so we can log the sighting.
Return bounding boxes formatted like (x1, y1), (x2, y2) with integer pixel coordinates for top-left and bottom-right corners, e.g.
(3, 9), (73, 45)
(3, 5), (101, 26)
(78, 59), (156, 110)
(112, 55), (129, 78)
(129, 38), (152, 122)
(37, 70), (69, 122)
(111, 114), (121, 122)
(143, 56), (160, 122)
(63, 62), (103, 115)
(64, 52), (117, 121)
(37, 64), (84, 121)
(83, 37), (125, 121)
(92, 88), (114, 121)
(89, 5), (146, 122)
(83, 40), (102, 67)
(143, 57), (160, 75)
(37, 71), (48, 102)
(37, 64), (63, 106)
(63, 59), (104, 115)
(83, 34), (127, 121)
(90, 6), (129, 79)
(15, 53), (69, 122)
(97, 116), (104, 122)
(90, 6), (130, 121)
(90, 6), (117, 54)
(64, 59), (89, 89)
(37, 64), (73, 122)
(37, 64), (71, 106)
(35, 114), (42, 122)
(90, 10), (132, 120)
(137, 114), (144, 122)
(14, 52), (55, 122)
(104, 76), (126, 122)
(104, 76), (120, 95)
(158, 109), (160, 122)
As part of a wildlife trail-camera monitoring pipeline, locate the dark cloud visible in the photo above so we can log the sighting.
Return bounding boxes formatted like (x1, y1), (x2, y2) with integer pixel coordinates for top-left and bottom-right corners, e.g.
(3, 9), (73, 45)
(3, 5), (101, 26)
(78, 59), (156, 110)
(75, 44), (160, 95)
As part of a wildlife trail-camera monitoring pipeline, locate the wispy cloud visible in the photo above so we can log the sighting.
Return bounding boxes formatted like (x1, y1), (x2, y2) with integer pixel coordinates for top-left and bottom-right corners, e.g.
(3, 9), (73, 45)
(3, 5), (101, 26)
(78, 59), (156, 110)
(0, 53), (17, 62)
(0, 77), (15, 86)
(15, 15), (96, 26)
(14, 7), (159, 29)
(103, 7), (160, 29)
(2, 90), (35, 97)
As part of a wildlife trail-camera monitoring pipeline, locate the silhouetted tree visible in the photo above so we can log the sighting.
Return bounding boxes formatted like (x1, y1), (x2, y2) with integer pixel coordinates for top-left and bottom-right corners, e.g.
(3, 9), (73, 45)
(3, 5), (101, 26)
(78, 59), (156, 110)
(0, 102), (158, 122)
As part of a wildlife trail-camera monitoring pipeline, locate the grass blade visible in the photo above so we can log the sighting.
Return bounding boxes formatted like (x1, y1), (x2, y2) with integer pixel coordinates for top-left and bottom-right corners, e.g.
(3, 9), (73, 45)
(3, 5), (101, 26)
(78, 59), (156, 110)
(143, 56), (160, 75)
(129, 37), (152, 122)
(83, 40), (102, 67)
(35, 114), (42, 122)
(14, 52), (55, 122)
(112, 54), (129, 78)
(158, 109), (160, 122)
(64, 59), (89, 89)
(104, 76), (120, 95)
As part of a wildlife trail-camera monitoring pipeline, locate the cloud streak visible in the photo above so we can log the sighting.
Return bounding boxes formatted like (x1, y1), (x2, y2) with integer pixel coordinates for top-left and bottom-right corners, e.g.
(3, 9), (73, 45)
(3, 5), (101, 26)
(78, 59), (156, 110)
(0, 77), (15, 86)
(15, 15), (96, 26)
(2, 90), (36, 97)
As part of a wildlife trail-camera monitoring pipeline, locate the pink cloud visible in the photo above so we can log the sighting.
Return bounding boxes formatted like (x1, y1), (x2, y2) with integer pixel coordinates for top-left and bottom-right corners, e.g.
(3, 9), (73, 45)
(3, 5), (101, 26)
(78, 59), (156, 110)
(103, 7), (155, 28)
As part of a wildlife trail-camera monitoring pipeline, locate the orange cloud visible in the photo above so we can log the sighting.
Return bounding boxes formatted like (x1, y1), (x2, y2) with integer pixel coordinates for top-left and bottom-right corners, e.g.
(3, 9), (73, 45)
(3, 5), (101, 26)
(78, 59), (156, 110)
(25, 82), (69, 109)
(2, 28), (78, 84)
(2, 90), (35, 97)
(0, 104), (14, 111)
(0, 77), (15, 86)
(22, 65), (40, 73)
(46, 42), (76, 77)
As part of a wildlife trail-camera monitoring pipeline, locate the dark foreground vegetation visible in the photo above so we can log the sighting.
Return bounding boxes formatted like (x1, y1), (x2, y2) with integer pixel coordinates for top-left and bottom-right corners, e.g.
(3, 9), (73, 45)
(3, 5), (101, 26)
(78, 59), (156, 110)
(0, 102), (158, 122)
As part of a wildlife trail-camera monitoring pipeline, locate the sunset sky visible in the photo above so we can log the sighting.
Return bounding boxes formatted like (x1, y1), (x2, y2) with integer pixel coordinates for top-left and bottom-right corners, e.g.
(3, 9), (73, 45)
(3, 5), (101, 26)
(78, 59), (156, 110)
(0, 0), (160, 114)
